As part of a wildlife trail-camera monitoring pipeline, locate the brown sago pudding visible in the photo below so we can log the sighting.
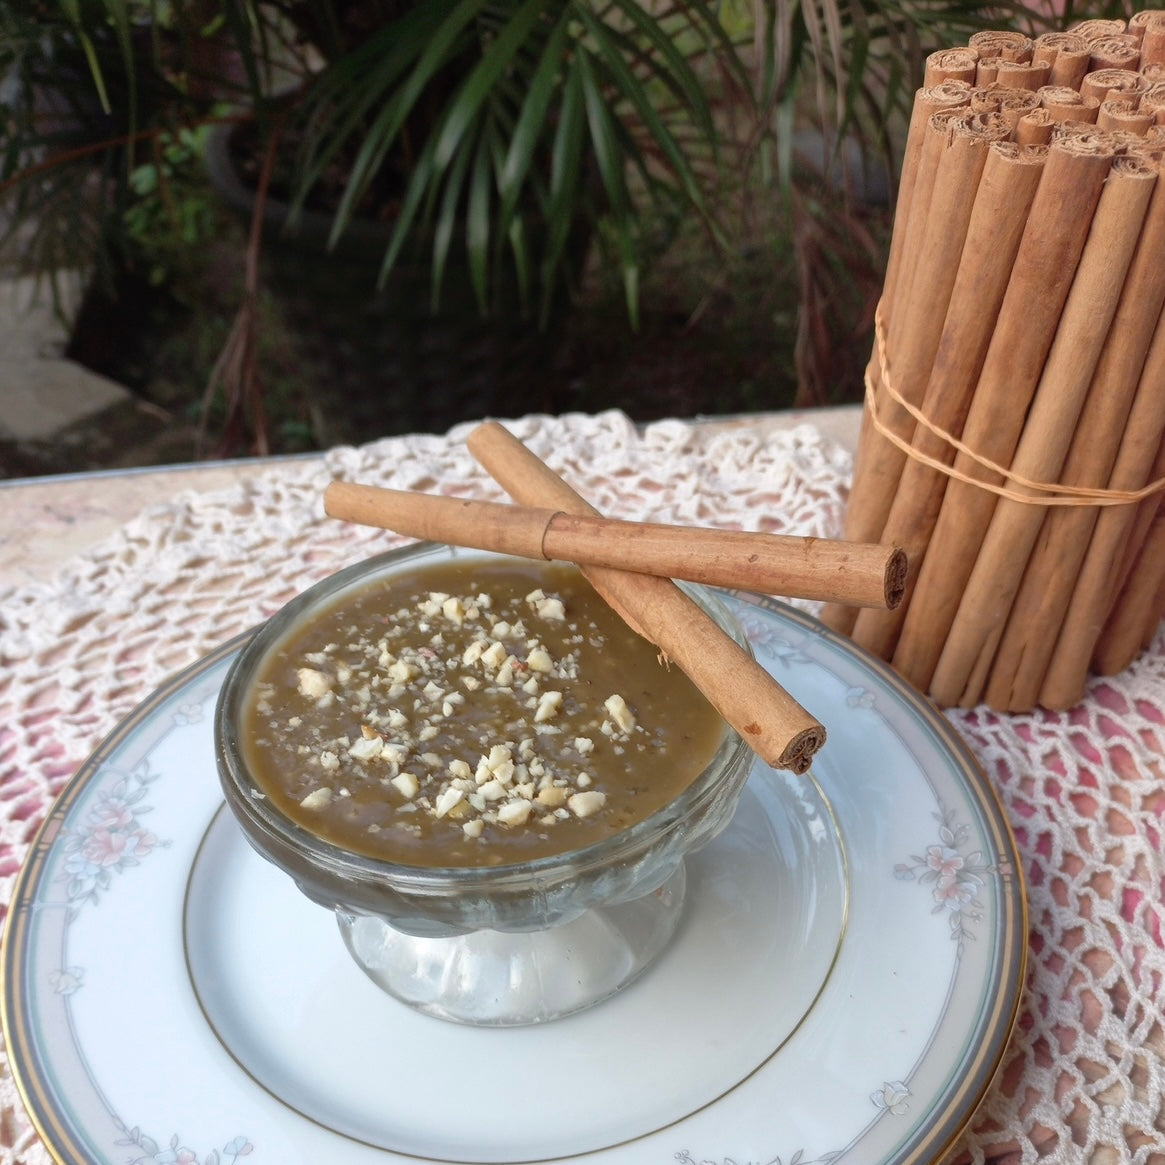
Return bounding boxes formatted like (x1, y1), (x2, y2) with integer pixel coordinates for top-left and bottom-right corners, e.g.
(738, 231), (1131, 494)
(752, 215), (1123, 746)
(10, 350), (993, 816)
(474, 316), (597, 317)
(241, 558), (726, 867)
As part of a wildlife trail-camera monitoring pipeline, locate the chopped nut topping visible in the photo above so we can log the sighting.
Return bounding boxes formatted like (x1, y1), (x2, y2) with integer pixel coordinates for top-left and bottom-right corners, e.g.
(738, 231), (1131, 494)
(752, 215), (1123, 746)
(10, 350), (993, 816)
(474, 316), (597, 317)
(299, 787), (333, 810)
(568, 790), (607, 818)
(391, 773), (420, 799)
(388, 659), (417, 683)
(481, 641), (508, 670)
(497, 799), (533, 826)
(348, 736), (383, 762)
(533, 596), (565, 620)
(296, 668), (333, 700)
(434, 787), (465, 818)
(534, 691), (564, 723)
(604, 694), (637, 734)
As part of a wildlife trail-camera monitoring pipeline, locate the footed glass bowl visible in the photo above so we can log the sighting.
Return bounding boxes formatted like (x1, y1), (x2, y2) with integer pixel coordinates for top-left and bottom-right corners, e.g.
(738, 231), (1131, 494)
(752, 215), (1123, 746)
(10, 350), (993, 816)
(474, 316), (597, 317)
(215, 542), (755, 1024)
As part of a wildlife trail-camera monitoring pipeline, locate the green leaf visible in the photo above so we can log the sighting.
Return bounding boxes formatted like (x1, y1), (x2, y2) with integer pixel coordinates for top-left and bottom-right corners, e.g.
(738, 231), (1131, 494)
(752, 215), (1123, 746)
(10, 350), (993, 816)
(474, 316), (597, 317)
(378, 134), (442, 289)
(541, 54), (588, 315)
(431, 125), (478, 310)
(496, 9), (572, 242)
(508, 211), (532, 318)
(591, 0), (734, 139)
(466, 124), (495, 314)
(575, 48), (648, 324)
(431, 0), (551, 173)
(573, 6), (710, 216)
(331, 0), (489, 244)
(575, 48), (630, 223)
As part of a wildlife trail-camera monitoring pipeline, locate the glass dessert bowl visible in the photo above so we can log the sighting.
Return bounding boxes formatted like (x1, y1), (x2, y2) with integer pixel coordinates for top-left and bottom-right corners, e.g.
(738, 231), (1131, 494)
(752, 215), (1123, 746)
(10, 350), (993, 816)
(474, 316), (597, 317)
(215, 542), (755, 1025)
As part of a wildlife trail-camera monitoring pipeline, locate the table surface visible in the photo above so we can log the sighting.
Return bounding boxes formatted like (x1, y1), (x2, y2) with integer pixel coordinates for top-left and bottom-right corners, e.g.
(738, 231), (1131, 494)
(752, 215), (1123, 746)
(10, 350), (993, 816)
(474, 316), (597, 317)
(1, 405), (1161, 1165)
(0, 410), (862, 591)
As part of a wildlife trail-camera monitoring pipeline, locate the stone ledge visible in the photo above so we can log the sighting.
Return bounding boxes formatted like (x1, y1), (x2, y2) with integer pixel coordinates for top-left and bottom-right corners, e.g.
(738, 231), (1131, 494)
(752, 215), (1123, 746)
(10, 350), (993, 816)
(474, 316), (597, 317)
(0, 274), (133, 442)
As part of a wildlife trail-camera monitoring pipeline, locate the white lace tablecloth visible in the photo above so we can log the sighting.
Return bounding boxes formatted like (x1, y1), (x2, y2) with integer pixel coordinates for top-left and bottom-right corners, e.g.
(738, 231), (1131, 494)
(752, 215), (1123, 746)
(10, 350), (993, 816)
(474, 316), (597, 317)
(1, 411), (1162, 1165)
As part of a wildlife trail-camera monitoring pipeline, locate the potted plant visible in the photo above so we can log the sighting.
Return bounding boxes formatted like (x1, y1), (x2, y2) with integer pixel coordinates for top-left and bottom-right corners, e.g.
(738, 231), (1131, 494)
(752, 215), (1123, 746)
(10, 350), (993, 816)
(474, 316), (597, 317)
(1, 0), (1029, 453)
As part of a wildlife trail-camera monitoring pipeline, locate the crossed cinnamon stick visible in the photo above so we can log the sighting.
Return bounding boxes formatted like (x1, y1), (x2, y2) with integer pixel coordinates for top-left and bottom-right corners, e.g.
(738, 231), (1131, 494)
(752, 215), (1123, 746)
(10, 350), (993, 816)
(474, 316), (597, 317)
(325, 423), (906, 772)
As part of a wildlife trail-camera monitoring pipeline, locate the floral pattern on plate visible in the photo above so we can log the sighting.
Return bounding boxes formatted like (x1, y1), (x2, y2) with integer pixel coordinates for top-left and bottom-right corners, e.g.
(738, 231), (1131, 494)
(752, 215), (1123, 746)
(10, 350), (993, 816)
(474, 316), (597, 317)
(60, 759), (165, 912)
(117, 1125), (253, 1165)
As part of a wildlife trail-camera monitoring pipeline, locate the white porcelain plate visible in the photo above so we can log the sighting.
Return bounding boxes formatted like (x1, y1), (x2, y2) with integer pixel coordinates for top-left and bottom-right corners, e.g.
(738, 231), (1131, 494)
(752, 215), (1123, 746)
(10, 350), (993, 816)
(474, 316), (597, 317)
(4, 595), (1025, 1165)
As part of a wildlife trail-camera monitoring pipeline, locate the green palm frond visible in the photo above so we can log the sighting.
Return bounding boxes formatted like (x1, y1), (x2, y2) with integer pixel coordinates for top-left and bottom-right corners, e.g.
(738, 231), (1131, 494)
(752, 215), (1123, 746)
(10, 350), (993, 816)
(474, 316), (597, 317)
(282, 0), (745, 322)
(2, 0), (1047, 325)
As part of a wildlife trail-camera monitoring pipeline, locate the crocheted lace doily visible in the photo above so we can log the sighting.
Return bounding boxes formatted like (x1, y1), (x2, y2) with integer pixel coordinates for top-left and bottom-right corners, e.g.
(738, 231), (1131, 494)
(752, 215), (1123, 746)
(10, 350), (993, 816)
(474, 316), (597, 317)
(0, 410), (1162, 1165)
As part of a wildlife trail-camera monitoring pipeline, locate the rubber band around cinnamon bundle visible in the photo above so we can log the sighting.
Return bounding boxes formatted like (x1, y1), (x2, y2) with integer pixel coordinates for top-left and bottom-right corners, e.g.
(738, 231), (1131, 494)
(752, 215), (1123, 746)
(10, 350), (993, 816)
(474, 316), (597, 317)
(861, 302), (1165, 508)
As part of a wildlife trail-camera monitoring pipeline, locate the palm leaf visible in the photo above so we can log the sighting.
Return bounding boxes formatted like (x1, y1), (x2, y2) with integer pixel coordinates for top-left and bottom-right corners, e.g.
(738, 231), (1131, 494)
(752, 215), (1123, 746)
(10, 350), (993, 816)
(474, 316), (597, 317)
(431, 0), (551, 172)
(495, 9), (572, 247)
(541, 53), (590, 320)
(329, 0), (489, 242)
(431, 124), (479, 309)
(574, 6), (713, 212)
(466, 126), (495, 312)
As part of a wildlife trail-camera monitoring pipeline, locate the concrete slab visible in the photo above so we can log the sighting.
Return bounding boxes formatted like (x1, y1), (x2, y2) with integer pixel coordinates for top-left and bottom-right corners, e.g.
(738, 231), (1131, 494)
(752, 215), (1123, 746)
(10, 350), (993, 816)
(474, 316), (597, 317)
(0, 274), (132, 441)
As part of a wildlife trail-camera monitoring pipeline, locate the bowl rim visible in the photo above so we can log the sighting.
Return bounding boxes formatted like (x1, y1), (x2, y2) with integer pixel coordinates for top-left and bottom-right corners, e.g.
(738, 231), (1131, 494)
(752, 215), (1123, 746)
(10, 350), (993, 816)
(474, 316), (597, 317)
(214, 541), (754, 887)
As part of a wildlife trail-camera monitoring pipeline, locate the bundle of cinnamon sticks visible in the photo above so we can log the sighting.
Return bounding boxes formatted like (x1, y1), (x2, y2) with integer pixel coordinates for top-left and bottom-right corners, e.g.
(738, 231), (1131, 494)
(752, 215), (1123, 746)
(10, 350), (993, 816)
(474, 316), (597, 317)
(821, 11), (1165, 712)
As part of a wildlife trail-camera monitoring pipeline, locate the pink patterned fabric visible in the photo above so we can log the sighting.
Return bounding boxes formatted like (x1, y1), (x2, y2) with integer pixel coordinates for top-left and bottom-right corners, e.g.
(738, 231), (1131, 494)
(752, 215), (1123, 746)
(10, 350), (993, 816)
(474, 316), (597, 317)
(0, 411), (1161, 1164)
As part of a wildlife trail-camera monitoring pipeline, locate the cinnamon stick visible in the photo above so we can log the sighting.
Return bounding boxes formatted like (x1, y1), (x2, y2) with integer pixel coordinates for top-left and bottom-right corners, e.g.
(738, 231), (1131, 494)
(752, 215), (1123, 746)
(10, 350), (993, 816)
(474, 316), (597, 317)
(1039, 84), (1100, 123)
(879, 81), (974, 318)
(984, 160), (1165, 710)
(1081, 67), (1149, 104)
(968, 29), (1034, 62)
(1141, 16), (1165, 66)
(840, 111), (1007, 552)
(845, 142), (1048, 661)
(1103, 432), (1165, 616)
(924, 47), (979, 87)
(1039, 289), (1165, 708)
(1093, 454), (1165, 675)
(927, 154), (1157, 707)
(1140, 81), (1165, 123)
(1068, 18), (1128, 42)
(1088, 35), (1142, 72)
(1015, 108), (1055, 145)
(464, 422), (826, 773)
(1129, 10), (1165, 43)
(1033, 31), (1092, 90)
(972, 85), (1042, 130)
(1098, 98), (1154, 135)
(994, 60), (1050, 90)
(323, 482), (907, 609)
(822, 110), (1009, 638)
(975, 57), (1003, 86)
(891, 133), (1115, 694)
(826, 105), (983, 636)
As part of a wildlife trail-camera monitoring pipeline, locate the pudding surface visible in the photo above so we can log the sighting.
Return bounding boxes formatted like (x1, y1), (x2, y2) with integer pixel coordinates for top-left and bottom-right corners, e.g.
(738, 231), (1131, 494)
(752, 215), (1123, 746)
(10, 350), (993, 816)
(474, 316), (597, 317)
(242, 559), (724, 865)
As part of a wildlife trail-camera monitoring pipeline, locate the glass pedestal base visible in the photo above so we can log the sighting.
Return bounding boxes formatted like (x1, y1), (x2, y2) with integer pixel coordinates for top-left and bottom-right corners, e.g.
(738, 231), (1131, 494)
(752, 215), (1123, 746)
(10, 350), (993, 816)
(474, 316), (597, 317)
(337, 864), (687, 1026)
